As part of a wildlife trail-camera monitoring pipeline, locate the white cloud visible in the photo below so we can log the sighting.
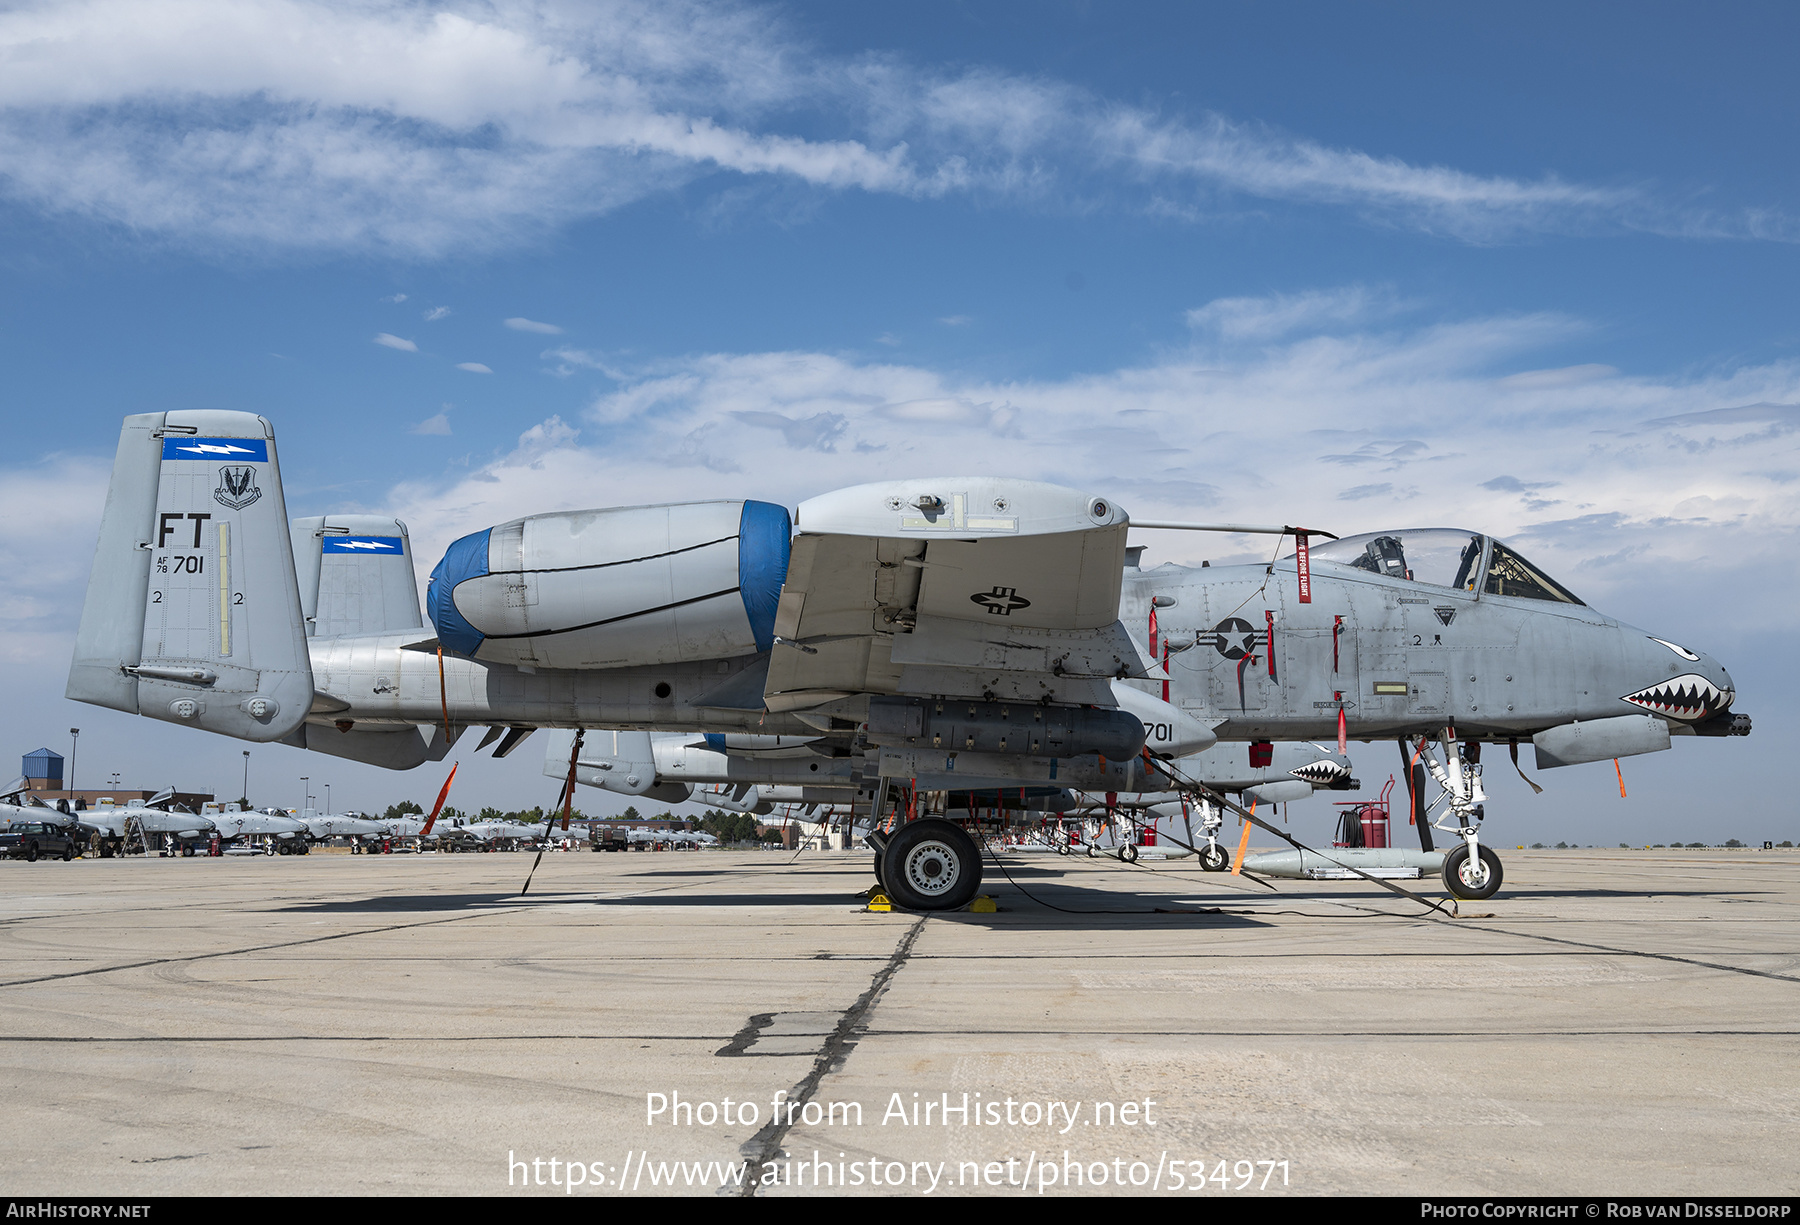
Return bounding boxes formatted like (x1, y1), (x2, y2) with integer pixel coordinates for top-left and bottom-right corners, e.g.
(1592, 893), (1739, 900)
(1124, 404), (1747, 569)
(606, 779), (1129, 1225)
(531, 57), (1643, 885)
(373, 332), (417, 351)
(937, 315), (972, 327)
(543, 347), (634, 379)
(0, 0), (1784, 255)
(381, 292), (407, 303)
(10, 294), (1799, 836)
(423, 305), (450, 321)
(1186, 286), (1403, 342)
(367, 292), (1800, 652)
(1497, 363), (1619, 389)
(454, 361), (492, 373)
(410, 411), (450, 435)
(505, 317), (563, 335)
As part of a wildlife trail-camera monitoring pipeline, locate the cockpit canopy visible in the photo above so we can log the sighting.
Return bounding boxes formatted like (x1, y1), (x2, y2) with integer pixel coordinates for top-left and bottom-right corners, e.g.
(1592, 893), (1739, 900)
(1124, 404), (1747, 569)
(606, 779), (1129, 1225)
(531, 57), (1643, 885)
(1306, 529), (1584, 605)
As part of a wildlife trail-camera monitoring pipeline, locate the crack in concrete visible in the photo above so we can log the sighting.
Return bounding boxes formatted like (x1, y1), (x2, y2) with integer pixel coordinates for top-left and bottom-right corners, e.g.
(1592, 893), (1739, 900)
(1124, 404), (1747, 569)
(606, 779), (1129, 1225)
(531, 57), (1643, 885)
(729, 915), (927, 1197)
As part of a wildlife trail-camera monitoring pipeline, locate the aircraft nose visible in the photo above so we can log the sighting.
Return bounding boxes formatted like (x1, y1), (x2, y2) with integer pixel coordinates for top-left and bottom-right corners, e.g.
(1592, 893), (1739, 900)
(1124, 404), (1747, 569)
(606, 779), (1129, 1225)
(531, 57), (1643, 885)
(1623, 636), (1736, 722)
(1712, 659), (1736, 709)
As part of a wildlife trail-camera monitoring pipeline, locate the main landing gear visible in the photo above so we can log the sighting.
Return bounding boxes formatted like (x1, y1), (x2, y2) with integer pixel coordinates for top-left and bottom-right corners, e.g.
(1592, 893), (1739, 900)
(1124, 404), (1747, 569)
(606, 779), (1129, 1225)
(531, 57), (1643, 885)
(869, 819), (983, 912)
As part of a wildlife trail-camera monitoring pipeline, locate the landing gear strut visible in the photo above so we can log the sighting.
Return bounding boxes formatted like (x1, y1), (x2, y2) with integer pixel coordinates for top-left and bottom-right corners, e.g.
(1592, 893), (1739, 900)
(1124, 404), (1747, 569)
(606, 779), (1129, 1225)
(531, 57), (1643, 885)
(1415, 730), (1504, 901)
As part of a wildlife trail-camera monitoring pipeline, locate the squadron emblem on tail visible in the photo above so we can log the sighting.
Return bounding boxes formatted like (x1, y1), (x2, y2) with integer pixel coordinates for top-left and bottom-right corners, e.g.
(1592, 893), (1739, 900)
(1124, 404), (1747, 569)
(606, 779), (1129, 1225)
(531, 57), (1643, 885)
(214, 465), (261, 509)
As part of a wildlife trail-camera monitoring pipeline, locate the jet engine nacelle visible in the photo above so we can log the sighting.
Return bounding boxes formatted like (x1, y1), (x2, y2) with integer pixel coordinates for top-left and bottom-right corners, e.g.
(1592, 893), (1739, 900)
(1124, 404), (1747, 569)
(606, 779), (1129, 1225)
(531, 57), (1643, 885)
(428, 501), (791, 670)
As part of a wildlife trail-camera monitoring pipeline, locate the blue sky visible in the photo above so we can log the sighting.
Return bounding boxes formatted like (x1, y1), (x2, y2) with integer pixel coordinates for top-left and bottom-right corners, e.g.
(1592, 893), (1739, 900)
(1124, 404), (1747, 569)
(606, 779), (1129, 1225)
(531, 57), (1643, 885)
(2, 1), (1796, 844)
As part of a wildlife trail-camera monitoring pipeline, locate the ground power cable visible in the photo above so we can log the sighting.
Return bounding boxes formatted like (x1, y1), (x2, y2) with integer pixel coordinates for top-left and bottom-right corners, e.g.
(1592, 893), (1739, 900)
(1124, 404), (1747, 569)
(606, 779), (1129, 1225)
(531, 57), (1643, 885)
(972, 830), (1261, 915)
(1143, 755), (1463, 919)
(999, 818), (1386, 917)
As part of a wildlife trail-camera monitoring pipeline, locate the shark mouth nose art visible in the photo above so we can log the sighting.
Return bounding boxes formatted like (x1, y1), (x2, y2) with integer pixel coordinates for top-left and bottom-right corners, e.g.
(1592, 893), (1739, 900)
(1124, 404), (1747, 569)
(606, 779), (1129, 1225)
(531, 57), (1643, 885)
(1290, 760), (1350, 783)
(1621, 674), (1734, 721)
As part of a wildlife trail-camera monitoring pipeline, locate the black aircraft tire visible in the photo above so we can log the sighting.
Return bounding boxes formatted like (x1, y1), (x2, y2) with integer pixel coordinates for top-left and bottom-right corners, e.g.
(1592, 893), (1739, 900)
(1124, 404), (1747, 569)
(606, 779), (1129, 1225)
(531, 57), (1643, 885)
(1199, 844), (1229, 872)
(1086, 843), (1096, 858)
(872, 853), (885, 889)
(1056, 843), (1069, 856)
(880, 820), (981, 912)
(1443, 844), (1504, 900)
(1121, 843), (1139, 864)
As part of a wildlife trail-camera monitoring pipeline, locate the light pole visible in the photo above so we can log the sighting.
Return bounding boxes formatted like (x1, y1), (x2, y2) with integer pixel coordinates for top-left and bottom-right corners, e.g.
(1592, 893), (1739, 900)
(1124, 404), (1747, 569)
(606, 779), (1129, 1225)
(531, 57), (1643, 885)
(300, 776), (309, 813)
(324, 783), (331, 815)
(242, 751), (250, 807)
(68, 728), (78, 795)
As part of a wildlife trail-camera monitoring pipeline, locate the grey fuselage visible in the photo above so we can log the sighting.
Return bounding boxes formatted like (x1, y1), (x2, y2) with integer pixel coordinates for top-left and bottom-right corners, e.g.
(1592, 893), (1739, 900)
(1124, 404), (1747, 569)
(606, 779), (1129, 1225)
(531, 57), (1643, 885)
(302, 545), (1735, 758)
(1121, 555), (1736, 744)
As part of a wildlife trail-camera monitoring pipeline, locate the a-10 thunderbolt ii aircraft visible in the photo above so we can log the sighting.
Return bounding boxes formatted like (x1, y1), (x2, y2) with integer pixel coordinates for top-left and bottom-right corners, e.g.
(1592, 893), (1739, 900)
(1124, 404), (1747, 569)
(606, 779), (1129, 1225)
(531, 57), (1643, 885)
(68, 790), (216, 857)
(68, 410), (1747, 910)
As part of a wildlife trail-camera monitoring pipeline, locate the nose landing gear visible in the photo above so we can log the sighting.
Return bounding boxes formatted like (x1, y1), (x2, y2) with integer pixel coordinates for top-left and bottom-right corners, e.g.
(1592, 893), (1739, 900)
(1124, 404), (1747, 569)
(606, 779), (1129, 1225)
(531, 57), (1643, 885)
(1415, 730), (1505, 901)
(1195, 799), (1229, 871)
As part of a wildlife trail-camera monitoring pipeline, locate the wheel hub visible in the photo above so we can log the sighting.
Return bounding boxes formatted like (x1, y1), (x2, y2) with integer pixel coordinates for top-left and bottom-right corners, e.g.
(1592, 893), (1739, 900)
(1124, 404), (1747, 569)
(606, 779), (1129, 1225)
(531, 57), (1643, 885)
(903, 840), (961, 896)
(1459, 854), (1489, 888)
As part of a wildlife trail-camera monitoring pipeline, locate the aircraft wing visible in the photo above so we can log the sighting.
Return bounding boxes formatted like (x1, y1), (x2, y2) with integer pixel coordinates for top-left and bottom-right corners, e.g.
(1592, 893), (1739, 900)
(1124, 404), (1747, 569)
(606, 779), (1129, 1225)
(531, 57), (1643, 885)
(763, 479), (1154, 713)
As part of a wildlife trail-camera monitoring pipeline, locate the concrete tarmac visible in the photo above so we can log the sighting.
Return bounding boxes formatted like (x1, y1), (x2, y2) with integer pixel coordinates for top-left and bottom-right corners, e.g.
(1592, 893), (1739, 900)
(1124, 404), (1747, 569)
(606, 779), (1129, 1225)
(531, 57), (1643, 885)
(0, 845), (1794, 1197)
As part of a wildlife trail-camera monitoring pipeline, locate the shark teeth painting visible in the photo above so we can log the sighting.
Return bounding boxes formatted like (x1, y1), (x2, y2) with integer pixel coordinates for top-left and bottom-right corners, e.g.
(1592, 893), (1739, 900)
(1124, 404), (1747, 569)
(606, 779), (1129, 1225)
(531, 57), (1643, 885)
(1621, 674), (1735, 721)
(1290, 760), (1351, 784)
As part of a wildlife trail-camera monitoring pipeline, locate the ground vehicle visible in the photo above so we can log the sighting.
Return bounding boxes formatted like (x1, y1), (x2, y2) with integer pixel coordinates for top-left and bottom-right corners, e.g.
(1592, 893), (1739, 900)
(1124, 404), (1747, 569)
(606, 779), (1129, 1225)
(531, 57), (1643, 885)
(0, 822), (80, 862)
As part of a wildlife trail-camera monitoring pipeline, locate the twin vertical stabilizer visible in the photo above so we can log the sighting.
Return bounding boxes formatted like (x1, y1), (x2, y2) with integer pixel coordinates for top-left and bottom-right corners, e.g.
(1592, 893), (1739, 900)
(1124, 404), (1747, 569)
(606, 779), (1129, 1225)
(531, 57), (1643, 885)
(67, 411), (313, 742)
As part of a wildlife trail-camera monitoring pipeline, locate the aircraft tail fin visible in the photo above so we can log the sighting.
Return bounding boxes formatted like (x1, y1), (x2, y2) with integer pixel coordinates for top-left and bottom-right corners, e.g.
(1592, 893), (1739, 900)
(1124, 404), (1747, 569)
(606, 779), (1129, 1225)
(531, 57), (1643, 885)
(67, 412), (313, 742)
(544, 729), (663, 796)
(290, 514), (423, 637)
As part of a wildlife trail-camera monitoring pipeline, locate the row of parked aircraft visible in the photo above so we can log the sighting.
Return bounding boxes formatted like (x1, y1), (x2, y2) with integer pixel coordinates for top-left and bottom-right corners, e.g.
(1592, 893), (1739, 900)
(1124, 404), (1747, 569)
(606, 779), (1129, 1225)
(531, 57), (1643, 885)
(64, 410), (1749, 910)
(0, 782), (569, 856)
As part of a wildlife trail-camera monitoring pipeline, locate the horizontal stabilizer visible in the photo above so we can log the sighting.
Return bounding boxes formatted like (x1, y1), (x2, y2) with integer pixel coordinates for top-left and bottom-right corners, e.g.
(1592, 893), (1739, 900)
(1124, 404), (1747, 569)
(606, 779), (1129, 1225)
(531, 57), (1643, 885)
(286, 723), (435, 771)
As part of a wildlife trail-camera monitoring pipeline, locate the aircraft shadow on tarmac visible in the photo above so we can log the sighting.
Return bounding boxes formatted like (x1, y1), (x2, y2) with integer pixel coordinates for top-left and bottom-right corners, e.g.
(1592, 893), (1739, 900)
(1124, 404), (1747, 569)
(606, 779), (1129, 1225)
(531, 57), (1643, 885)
(264, 882), (1275, 927)
(261, 872), (1279, 926)
(622, 868), (869, 878)
(569, 878), (1277, 928)
(273, 892), (590, 913)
